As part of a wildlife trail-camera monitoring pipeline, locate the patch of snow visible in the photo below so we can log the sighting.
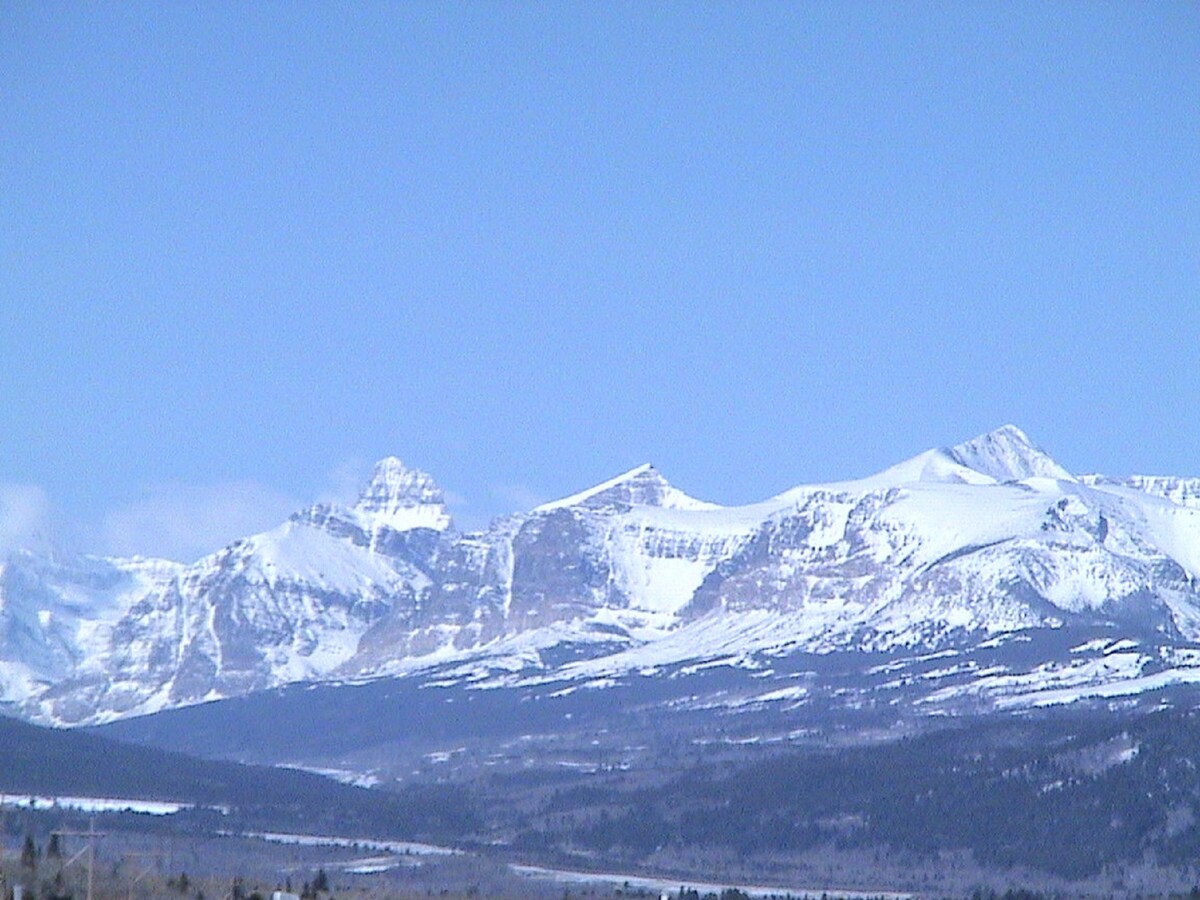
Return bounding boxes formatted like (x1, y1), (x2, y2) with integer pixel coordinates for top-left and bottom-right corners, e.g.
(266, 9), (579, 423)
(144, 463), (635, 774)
(239, 832), (459, 856)
(281, 765), (380, 788)
(509, 864), (913, 899)
(0, 794), (204, 815)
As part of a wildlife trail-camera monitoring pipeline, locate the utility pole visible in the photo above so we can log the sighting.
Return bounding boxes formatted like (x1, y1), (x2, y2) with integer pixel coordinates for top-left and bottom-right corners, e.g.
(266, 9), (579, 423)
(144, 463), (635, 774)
(121, 850), (166, 900)
(53, 818), (107, 900)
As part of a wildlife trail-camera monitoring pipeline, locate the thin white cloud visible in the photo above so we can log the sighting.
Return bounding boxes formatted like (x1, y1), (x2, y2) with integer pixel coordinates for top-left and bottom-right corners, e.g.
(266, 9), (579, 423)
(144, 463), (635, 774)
(317, 457), (372, 508)
(102, 481), (300, 563)
(427, 483), (546, 533)
(491, 484), (548, 515)
(0, 484), (52, 553)
(441, 488), (468, 508)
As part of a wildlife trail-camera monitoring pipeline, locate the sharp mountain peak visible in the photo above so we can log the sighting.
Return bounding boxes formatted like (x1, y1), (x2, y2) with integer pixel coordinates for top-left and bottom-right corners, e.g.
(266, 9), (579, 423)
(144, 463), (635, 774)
(946, 424), (1075, 483)
(535, 463), (719, 513)
(349, 456), (451, 531)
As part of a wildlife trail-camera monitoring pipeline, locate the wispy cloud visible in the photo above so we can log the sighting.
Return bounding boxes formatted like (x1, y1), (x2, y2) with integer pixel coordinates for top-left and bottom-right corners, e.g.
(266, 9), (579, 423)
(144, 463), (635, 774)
(1, 466), (551, 563)
(101, 481), (300, 563)
(0, 484), (52, 553)
(490, 484), (549, 515)
(432, 483), (547, 533)
(317, 457), (372, 507)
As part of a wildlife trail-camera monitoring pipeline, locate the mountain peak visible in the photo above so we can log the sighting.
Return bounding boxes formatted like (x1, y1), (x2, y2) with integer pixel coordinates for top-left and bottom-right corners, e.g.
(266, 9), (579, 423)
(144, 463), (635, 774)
(352, 457), (451, 531)
(535, 464), (718, 513)
(947, 425), (1074, 483)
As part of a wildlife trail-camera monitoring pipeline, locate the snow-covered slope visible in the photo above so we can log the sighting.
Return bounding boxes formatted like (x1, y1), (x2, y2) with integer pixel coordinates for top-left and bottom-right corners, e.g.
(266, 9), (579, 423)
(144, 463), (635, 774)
(17, 459), (449, 723)
(945, 424), (1075, 483)
(8, 426), (1200, 727)
(0, 551), (181, 705)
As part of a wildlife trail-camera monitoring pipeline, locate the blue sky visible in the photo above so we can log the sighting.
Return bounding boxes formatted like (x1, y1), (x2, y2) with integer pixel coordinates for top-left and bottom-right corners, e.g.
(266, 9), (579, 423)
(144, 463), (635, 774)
(2, 2), (1198, 560)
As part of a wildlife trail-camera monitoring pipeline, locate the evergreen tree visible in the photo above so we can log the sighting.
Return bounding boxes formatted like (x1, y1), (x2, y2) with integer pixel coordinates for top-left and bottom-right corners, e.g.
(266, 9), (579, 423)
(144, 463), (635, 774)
(46, 834), (60, 860)
(21, 834), (38, 869)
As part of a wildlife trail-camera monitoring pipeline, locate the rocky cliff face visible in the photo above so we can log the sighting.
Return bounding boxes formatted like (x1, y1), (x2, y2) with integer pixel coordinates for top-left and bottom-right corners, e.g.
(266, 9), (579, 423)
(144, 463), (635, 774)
(8, 426), (1200, 726)
(15, 459), (450, 723)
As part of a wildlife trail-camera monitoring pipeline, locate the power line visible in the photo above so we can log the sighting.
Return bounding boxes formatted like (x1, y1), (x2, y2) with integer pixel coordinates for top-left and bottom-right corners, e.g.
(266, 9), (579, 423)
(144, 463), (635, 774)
(52, 818), (108, 900)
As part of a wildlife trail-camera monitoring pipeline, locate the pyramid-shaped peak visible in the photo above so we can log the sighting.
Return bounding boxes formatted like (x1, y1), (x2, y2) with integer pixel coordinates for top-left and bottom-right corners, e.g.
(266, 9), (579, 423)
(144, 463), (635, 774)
(972, 423), (1032, 446)
(588, 464), (673, 508)
(353, 457), (450, 531)
(535, 464), (718, 513)
(947, 425), (1074, 483)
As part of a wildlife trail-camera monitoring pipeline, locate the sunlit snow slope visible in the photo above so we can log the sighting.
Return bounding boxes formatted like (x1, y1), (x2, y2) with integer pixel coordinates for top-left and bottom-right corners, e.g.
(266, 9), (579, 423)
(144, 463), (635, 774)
(6, 426), (1200, 726)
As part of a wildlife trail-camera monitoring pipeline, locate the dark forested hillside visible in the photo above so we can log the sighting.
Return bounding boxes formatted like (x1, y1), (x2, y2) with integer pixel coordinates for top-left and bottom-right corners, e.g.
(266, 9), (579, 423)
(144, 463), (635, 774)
(0, 714), (475, 840)
(30, 698), (1200, 881)
(493, 705), (1200, 879)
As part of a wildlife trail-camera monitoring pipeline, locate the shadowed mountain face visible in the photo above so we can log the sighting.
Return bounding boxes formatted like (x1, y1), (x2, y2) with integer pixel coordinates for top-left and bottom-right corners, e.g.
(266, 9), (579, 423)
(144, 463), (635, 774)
(6, 426), (1200, 728)
(0, 713), (475, 841)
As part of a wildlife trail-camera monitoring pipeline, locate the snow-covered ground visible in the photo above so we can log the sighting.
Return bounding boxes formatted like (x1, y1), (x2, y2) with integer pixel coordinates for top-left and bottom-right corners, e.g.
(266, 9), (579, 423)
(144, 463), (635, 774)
(0, 794), (216, 815)
(237, 831), (458, 856)
(509, 863), (914, 899)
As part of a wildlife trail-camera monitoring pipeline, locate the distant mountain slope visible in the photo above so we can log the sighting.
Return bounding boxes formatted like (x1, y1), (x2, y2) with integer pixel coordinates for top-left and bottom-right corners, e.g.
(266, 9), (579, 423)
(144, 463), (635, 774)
(0, 714), (474, 839)
(7, 425), (1200, 727)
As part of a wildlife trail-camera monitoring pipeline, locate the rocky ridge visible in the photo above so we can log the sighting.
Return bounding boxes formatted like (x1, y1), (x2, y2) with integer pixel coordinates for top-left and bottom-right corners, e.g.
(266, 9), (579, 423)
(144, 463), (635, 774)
(5, 426), (1200, 726)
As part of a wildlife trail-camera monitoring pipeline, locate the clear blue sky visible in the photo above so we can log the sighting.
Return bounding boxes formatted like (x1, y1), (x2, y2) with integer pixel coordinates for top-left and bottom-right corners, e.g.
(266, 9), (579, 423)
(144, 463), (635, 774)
(2, 2), (1198, 560)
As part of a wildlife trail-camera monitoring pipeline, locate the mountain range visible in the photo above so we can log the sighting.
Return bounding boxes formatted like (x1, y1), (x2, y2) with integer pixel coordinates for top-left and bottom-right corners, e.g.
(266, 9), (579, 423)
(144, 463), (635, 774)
(6, 424), (1200, 733)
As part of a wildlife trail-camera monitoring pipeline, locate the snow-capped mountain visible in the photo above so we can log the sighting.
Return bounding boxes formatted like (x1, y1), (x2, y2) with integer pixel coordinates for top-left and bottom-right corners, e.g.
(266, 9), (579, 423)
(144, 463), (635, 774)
(8, 426), (1200, 727)
(14, 458), (450, 723)
(0, 551), (181, 706)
